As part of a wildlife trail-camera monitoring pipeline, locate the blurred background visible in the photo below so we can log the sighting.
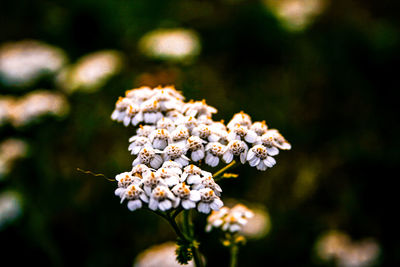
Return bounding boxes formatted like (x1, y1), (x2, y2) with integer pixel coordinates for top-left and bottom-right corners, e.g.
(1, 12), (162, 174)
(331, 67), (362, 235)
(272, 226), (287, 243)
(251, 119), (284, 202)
(1, 0), (399, 266)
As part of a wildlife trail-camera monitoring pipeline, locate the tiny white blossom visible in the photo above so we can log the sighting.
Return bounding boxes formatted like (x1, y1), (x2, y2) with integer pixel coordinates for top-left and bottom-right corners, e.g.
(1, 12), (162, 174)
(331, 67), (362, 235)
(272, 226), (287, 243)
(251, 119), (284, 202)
(183, 100), (217, 118)
(170, 125), (190, 145)
(156, 168), (180, 187)
(128, 136), (152, 155)
(114, 172), (141, 197)
(148, 129), (171, 150)
(161, 160), (183, 175)
(132, 147), (163, 169)
(142, 171), (167, 196)
(123, 103), (143, 126)
(171, 182), (201, 210)
(141, 100), (163, 124)
(250, 121), (268, 136)
(227, 111), (252, 130)
(192, 124), (220, 142)
(205, 207), (229, 232)
(149, 185), (176, 211)
(185, 136), (206, 162)
(120, 184), (149, 211)
(181, 164), (204, 184)
(192, 173), (222, 196)
(246, 145), (276, 171)
(223, 140), (248, 164)
(163, 144), (190, 167)
(197, 188), (223, 214)
(175, 116), (198, 131)
(205, 142), (226, 167)
(111, 97), (132, 122)
(135, 125), (156, 137)
(228, 124), (258, 143)
(156, 117), (176, 132)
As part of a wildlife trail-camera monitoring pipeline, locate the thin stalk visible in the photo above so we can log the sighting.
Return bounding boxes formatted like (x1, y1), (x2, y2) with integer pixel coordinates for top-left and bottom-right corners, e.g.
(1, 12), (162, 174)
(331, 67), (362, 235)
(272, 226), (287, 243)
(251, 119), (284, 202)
(230, 244), (239, 267)
(213, 160), (237, 180)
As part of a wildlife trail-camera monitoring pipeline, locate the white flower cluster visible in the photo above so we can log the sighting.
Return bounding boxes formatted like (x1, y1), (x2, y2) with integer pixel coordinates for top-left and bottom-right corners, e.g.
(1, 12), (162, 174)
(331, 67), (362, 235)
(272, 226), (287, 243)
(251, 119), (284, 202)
(111, 86), (291, 213)
(205, 204), (254, 233)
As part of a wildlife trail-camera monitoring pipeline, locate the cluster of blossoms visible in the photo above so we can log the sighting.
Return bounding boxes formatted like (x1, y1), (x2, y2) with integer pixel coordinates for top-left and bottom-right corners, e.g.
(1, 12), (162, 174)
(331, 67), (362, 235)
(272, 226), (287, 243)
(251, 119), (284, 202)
(205, 204), (254, 233)
(111, 86), (290, 213)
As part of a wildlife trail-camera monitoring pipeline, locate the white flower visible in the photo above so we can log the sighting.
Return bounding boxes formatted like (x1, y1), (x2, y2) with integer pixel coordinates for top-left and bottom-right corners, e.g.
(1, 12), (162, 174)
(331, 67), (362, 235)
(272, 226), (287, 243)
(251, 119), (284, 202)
(163, 144), (190, 166)
(123, 103), (143, 126)
(161, 160), (183, 175)
(192, 124), (220, 142)
(221, 204), (253, 232)
(148, 185), (177, 211)
(111, 97), (132, 122)
(131, 164), (151, 178)
(171, 183), (201, 209)
(166, 110), (185, 122)
(264, 129), (291, 150)
(205, 142), (226, 167)
(185, 136), (206, 162)
(114, 172), (142, 197)
(170, 125), (190, 145)
(148, 129), (171, 150)
(250, 121), (268, 136)
(156, 117), (176, 132)
(141, 100), (163, 124)
(125, 86), (154, 102)
(135, 125), (156, 137)
(175, 116), (198, 131)
(246, 145), (276, 171)
(227, 111), (252, 130)
(132, 147), (163, 169)
(183, 100), (217, 118)
(205, 207), (229, 232)
(119, 184), (149, 211)
(142, 171), (167, 196)
(197, 188), (223, 214)
(128, 136), (152, 155)
(223, 140), (248, 164)
(228, 124), (258, 143)
(156, 168), (180, 187)
(205, 204), (254, 233)
(192, 173), (222, 196)
(150, 89), (184, 112)
(181, 164), (205, 184)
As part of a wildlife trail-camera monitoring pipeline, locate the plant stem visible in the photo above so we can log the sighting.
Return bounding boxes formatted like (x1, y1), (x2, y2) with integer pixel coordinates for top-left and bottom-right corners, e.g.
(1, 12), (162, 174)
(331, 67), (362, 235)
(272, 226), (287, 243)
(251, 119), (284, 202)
(230, 244), (239, 267)
(213, 160), (237, 180)
(146, 208), (204, 267)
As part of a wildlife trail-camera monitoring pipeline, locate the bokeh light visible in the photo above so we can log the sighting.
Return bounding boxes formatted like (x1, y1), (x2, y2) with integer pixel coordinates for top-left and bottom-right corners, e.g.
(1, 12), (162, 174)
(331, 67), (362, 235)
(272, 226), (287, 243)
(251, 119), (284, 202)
(263, 0), (327, 32)
(138, 28), (201, 63)
(56, 50), (122, 93)
(0, 40), (67, 86)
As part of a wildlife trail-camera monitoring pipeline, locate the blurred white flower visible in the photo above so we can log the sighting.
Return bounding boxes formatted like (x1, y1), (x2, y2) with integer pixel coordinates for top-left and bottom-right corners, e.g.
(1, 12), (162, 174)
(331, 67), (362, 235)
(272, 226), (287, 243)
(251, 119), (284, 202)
(205, 203), (254, 233)
(315, 230), (380, 267)
(0, 139), (28, 179)
(0, 191), (22, 230)
(0, 40), (67, 86)
(139, 28), (201, 63)
(57, 50), (122, 93)
(7, 90), (69, 127)
(263, 0), (327, 32)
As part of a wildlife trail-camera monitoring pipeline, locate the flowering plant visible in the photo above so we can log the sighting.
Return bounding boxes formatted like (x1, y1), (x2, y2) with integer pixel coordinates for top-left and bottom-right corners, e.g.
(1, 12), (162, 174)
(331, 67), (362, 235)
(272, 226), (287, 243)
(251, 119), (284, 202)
(111, 86), (291, 266)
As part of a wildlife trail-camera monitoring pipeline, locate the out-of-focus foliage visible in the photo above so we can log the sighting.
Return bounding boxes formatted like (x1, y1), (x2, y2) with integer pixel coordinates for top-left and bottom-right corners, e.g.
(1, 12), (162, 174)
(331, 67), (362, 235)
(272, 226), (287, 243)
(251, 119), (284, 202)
(0, 0), (399, 266)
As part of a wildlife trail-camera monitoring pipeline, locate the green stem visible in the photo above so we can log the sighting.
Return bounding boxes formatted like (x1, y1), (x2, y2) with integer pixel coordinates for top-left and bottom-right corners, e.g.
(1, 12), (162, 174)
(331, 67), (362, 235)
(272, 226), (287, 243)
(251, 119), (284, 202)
(146, 208), (204, 267)
(213, 160), (237, 181)
(230, 244), (239, 267)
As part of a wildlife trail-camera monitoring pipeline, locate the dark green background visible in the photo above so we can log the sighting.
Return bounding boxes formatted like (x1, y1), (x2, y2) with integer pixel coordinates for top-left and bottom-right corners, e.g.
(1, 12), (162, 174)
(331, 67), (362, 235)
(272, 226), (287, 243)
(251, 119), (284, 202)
(1, 0), (399, 266)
